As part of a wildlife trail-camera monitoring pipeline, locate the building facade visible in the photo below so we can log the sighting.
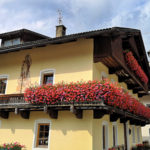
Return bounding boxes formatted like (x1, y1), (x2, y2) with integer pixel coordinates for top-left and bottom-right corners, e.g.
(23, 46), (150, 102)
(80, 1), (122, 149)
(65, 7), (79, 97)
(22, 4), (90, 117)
(0, 26), (149, 150)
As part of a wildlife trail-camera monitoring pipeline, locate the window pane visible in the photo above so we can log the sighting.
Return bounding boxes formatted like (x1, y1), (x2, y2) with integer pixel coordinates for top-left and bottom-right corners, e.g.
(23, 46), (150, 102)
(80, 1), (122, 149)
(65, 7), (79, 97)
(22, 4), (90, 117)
(39, 140), (44, 145)
(45, 125), (49, 131)
(44, 139), (48, 145)
(40, 125), (44, 131)
(4, 40), (12, 47)
(137, 127), (140, 143)
(45, 132), (49, 137)
(0, 79), (7, 94)
(113, 126), (115, 146)
(13, 38), (20, 45)
(132, 126), (135, 143)
(103, 125), (105, 149)
(39, 132), (44, 138)
(43, 74), (53, 85)
(36, 124), (50, 148)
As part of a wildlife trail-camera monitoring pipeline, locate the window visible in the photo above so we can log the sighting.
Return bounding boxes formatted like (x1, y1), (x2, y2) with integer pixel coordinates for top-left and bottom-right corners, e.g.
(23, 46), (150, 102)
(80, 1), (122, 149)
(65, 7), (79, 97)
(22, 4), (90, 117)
(36, 124), (50, 148)
(0, 75), (8, 94)
(112, 123), (118, 147)
(103, 125), (106, 150)
(101, 72), (108, 81)
(43, 74), (53, 85)
(132, 126), (135, 143)
(3, 38), (20, 47)
(0, 78), (7, 94)
(33, 119), (51, 150)
(137, 127), (140, 143)
(40, 69), (55, 85)
(102, 121), (108, 150)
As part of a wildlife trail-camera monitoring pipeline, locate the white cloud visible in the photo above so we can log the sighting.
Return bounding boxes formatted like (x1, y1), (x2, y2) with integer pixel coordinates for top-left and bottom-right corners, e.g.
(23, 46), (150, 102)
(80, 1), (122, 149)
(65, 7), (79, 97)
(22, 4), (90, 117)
(0, 0), (150, 55)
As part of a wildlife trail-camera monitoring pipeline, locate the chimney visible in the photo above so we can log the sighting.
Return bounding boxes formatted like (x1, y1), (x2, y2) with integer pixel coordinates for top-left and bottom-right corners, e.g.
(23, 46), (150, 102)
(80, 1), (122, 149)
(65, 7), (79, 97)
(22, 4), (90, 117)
(56, 25), (66, 37)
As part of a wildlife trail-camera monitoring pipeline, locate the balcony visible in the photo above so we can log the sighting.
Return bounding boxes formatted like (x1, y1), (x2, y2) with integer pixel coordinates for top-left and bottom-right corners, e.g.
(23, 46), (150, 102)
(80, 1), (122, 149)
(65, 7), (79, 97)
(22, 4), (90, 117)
(0, 93), (149, 127)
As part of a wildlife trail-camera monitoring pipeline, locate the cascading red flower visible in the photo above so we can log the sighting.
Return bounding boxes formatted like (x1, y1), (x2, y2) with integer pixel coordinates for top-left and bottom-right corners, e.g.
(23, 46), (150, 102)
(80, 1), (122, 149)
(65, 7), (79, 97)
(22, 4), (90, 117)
(124, 51), (148, 84)
(24, 80), (150, 119)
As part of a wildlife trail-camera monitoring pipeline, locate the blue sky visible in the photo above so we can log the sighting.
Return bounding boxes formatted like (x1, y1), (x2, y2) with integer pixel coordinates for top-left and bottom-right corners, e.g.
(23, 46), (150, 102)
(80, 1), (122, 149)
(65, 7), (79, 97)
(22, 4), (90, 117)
(0, 0), (150, 53)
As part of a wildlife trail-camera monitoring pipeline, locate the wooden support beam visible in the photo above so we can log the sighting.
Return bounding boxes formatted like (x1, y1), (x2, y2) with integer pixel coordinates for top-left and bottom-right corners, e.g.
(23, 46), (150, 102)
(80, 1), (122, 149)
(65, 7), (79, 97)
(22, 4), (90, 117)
(110, 113), (120, 122)
(49, 109), (58, 119)
(135, 121), (141, 126)
(130, 119), (136, 125)
(75, 109), (83, 119)
(118, 76), (131, 83)
(120, 117), (129, 123)
(109, 67), (122, 74)
(138, 93), (147, 98)
(70, 106), (83, 119)
(133, 89), (140, 94)
(20, 110), (30, 119)
(127, 84), (139, 90)
(133, 87), (143, 93)
(0, 111), (9, 119)
(141, 121), (146, 127)
(93, 110), (105, 119)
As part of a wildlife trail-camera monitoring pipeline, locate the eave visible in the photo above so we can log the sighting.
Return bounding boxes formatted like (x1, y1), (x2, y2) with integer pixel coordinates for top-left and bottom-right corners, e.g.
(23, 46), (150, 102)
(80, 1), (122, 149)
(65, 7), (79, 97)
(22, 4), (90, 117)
(94, 30), (150, 96)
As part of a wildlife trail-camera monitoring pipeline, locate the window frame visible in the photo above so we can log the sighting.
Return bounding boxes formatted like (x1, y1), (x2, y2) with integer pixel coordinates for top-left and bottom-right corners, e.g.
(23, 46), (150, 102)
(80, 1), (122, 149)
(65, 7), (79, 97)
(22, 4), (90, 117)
(0, 75), (8, 94)
(39, 69), (55, 86)
(32, 119), (51, 150)
(36, 123), (50, 148)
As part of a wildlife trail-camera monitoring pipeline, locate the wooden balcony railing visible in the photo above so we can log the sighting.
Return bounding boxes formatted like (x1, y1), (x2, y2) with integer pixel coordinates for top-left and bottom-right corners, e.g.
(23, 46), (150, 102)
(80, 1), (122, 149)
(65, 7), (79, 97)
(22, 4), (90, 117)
(0, 93), (26, 105)
(0, 93), (149, 127)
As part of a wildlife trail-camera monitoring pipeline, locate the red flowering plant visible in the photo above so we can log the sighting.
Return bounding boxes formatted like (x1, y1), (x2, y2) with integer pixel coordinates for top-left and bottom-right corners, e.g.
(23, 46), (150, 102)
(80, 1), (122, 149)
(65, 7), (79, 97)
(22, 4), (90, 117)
(108, 148), (116, 150)
(124, 51), (148, 84)
(24, 80), (150, 119)
(0, 142), (25, 150)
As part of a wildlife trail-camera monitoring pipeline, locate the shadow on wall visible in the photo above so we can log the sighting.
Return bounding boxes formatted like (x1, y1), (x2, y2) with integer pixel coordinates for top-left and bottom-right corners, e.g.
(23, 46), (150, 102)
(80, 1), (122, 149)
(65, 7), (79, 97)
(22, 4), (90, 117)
(0, 110), (93, 136)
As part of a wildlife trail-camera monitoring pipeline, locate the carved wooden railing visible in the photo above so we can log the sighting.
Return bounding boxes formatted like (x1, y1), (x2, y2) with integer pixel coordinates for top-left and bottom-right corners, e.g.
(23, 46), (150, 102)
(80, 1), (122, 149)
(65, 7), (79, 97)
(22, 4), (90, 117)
(0, 93), (26, 105)
(0, 94), (149, 126)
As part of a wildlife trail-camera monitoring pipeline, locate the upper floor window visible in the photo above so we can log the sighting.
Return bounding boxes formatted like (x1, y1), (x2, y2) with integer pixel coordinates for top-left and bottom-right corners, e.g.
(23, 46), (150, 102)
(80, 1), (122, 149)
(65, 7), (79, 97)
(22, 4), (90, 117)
(137, 127), (140, 143)
(132, 126), (135, 143)
(102, 121), (108, 150)
(112, 123), (118, 147)
(40, 69), (55, 85)
(101, 72), (108, 81)
(0, 78), (7, 94)
(3, 38), (21, 47)
(0, 75), (8, 94)
(43, 74), (53, 85)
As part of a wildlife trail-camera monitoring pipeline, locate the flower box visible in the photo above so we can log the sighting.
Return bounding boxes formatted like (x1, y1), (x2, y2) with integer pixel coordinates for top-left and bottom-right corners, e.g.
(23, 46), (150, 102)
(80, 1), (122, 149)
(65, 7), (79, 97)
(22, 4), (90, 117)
(24, 80), (150, 119)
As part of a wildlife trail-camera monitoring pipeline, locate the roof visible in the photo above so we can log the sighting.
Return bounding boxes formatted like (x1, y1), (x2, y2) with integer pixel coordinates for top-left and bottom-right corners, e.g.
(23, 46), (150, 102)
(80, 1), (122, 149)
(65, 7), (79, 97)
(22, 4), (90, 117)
(0, 28), (50, 39)
(0, 27), (141, 54)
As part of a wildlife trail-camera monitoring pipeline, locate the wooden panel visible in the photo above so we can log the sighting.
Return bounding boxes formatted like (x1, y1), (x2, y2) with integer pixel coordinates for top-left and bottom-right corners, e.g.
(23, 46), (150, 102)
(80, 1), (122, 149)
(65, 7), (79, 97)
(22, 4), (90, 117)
(129, 37), (140, 58)
(94, 36), (112, 59)
(111, 36), (125, 68)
